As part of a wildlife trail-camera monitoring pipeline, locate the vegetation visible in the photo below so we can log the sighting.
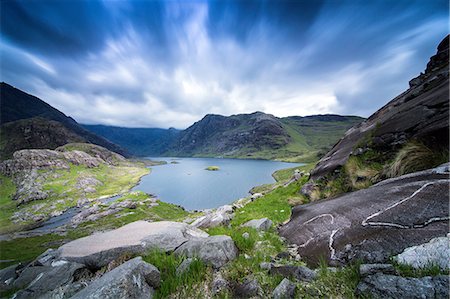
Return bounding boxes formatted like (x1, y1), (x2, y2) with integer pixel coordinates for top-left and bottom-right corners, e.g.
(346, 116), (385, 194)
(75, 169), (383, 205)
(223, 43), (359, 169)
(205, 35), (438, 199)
(0, 175), (17, 234)
(142, 249), (208, 299)
(392, 261), (449, 278)
(205, 166), (220, 171)
(386, 140), (448, 178)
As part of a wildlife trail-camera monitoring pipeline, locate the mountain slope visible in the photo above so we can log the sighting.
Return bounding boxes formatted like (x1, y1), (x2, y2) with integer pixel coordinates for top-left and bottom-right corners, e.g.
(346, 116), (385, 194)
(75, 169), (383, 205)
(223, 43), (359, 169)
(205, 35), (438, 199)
(166, 112), (364, 161)
(0, 83), (128, 159)
(82, 124), (180, 156)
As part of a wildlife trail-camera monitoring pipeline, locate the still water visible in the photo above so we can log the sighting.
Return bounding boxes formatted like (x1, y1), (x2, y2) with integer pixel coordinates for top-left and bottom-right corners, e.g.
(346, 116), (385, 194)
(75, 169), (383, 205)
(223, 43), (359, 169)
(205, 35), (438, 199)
(133, 157), (303, 210)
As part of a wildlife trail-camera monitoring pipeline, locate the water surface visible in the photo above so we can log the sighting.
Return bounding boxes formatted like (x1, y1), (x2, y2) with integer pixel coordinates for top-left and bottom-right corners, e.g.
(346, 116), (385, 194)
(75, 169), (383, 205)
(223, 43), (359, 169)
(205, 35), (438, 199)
(133, 157), (303, 210)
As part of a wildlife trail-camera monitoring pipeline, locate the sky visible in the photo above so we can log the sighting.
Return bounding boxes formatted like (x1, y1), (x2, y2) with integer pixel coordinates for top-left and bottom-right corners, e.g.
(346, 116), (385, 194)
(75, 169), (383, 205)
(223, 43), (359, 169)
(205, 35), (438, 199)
(1, 0), (448, 129)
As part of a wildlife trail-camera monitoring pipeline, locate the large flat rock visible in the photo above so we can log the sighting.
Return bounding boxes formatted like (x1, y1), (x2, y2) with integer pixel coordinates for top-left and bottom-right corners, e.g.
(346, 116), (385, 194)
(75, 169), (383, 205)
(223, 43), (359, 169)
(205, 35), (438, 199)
(58, 221), (208, 268)
(279, 167), (449, 266)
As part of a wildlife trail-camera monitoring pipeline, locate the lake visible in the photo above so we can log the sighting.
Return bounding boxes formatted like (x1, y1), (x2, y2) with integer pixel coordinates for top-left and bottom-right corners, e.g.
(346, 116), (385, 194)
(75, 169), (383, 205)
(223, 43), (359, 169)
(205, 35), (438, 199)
(133, 157), (303, 210)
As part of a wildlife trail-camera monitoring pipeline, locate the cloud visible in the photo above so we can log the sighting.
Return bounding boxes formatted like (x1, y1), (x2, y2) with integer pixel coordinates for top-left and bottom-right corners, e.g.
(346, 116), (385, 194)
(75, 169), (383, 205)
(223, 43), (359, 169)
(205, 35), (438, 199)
(0, 0), (448, 128)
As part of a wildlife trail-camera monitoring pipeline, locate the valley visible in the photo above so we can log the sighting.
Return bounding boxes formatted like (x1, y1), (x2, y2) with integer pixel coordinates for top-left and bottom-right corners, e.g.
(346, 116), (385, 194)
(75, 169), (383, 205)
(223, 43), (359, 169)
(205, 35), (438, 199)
(0, 28), (448, 299)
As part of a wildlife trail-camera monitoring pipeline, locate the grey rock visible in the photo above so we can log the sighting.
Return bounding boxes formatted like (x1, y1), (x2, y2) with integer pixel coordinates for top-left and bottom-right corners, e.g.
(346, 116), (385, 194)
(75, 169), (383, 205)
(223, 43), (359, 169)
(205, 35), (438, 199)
(14, 261), (86, 299)
(176, 258), (194, 276)
(174, 235), (238, 269)
(356, 273), (449, 299)
(279, 168), (450, 266)
(242, 232), (250, 239)
(269, 265), (317, 282)
(242, 218), (273, 231)
(59, 221), (208, 268)
(0, 263), (20, 290)
(12, 266), (52, 289)
(211, 272), (229, 295)
(394, 236), (450, 270)
(191, 205), (234, 229)
(71, 257), (160, 299)
(359, 264), (396, 277)
(233, 276), (261, 298)
(260, 262), (273, 270)
(272, 278), (296, 299)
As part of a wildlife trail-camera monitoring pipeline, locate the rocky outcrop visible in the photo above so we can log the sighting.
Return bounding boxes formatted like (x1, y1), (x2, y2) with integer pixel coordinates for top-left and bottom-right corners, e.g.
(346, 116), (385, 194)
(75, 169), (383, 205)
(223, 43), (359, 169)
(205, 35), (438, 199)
(356, 273), (449, 299)
(174, 235), (238, 268)
(70, 257), (160, 299)
(279, 165), (449, 266)
(394, 236), (449, 270)
(59, 221), (209, 268)
(310, 35), (449, 180)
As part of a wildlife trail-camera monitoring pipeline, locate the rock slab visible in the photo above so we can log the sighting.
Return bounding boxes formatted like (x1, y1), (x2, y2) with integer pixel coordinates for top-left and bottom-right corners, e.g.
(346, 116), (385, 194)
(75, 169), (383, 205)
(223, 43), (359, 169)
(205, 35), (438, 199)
(71, 257), (160, 299)
(59, 221), (208, 268)
(242, 218), (273, 231)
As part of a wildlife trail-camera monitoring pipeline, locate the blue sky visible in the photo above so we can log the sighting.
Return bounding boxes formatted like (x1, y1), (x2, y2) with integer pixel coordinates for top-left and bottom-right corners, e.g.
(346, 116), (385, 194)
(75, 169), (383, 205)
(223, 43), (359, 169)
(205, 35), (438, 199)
(1, 0), (448, 128)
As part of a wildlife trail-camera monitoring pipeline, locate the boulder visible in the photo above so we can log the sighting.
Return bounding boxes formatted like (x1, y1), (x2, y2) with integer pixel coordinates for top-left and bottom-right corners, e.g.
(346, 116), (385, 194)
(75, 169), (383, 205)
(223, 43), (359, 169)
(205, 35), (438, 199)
(70, 257), (160, 299)
(272, 278), (296, 299)
(0, 263), (21, 290)
(356, 273), (449, 299)
(174, 235), (238, 269)
(269, 265), (317, 282)
(394, 236), (449, 270)
(242, 218), (273, 231)
(233, 276), (261, 298)
(359, 264), (396, 277)
(279, 167), (449, 266)
(191, 205), (234, 229)
(58, 221), (208, 268)
(14, 261), (86, 299)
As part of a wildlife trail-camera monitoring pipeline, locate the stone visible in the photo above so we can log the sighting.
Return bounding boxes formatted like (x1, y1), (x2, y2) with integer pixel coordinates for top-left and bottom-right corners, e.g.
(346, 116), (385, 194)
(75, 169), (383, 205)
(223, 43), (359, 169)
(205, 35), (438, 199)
(269, 265), (317, 282)
(191, 205), (234, 229)
(211, 272), (229, 295)
(174, 235), (238, 269)
(12, 266), (52, 289)
(359, 264), (396, 276)
(242, 218), (273, 231)
(176, 258), (194, 276)
(356, 273), (449, 299)
(272, 278), (296, 299)
(279, 168), (450, 266)
(242, 232), (250, 239)
(233, 276), (261, 298)
(0, 263), (21, 290)
(394, 236), (449, 270)
(71, 257), (160, 299)
(14, 261), (86, 299)
(260, 262), (273, 270)
(58, 221), (208, 268)
(251, 193), (263, 200)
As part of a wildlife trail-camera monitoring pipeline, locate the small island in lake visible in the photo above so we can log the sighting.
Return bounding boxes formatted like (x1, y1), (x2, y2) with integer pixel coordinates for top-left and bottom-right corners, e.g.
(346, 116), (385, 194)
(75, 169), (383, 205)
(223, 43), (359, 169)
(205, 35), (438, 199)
(205, 166), (220, 171)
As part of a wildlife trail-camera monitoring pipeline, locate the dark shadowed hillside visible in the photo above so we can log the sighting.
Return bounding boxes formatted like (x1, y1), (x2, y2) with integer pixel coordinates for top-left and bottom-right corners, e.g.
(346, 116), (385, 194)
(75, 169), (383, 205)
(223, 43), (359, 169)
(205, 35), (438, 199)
(0, 83), (128, 159)
(82, 124), (180, 156)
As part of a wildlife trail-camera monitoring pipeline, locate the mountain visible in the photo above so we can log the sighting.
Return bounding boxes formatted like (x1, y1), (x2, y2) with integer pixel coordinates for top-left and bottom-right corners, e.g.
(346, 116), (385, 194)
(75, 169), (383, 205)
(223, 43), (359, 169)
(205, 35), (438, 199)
(82, 125), (180, 157)
(0, 82), (128, 159)
(296, 35), (449, 201)
(280, 35), (449, 267)
(165, 112), (364, 161)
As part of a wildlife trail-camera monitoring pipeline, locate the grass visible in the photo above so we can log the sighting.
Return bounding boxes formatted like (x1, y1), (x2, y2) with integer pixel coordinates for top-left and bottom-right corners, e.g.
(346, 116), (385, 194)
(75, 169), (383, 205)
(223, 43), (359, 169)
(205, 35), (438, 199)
(142, 249), (208, 299)
(205, 166), (220, 171)
(386, 140), (448, 178)
(231, 179), (307, 226)
(0, 162), (150, 234)
(272, 162), (316, 182)
(0, 175), (18, 234)
(297, 261), (361, 298)
(392, 261), (448, 278)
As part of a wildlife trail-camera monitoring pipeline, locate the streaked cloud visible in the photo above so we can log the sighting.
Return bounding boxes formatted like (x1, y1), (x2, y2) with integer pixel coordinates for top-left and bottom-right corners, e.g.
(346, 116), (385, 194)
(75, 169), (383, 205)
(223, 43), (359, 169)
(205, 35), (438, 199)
(1, 0), (448, 128)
